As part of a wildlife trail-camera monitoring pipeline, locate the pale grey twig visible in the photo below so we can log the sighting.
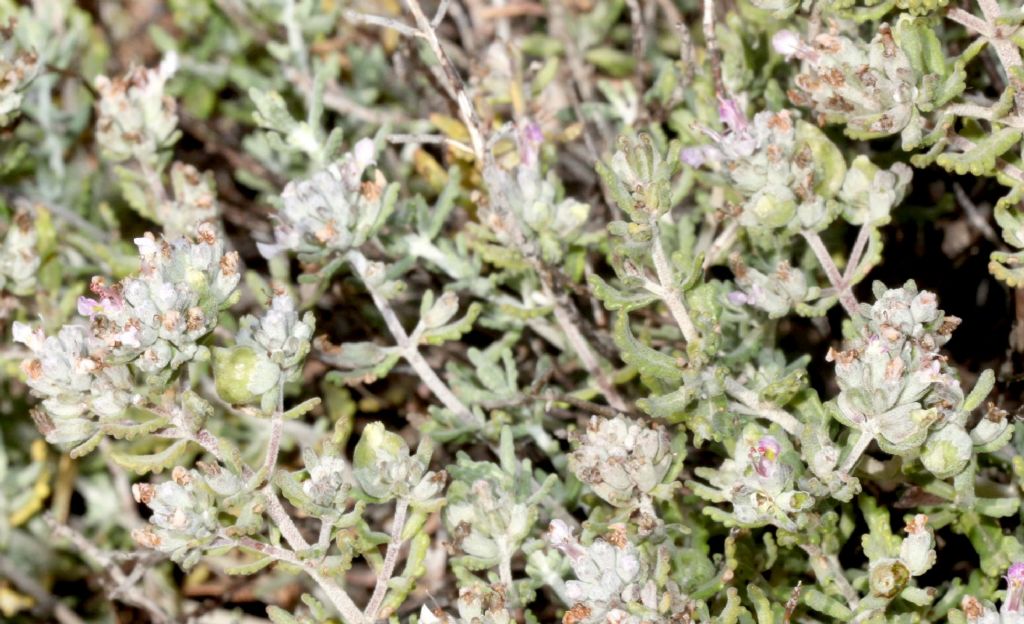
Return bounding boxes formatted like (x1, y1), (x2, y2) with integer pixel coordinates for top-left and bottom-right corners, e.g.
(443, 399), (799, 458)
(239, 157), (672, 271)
(0, 554), (87, 624)
(364, 498), (410, 621)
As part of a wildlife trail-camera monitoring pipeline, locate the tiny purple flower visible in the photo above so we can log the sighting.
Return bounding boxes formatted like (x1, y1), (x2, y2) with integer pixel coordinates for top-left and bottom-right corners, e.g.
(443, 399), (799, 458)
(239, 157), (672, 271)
(1005, 562), (1024, 613)
(681, 145), (713, 168)
(78, 296), (103, 318)
(717, 97), (748, 133)
(547, 519), (587, 563)
(727, 291), (749, 306)
(750, 435), (782, 478)
(771, 30), (801, 59)
(518, 120), (544, 167)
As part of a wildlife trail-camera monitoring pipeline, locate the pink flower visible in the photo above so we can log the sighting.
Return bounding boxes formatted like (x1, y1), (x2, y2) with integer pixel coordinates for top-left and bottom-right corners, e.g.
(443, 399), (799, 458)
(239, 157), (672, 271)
(750, 435), (782, 478)
(1005, 562), (1024, 613)
(78, 294), (123, 319)
(717, 97), (748, 133)
(772, 30), (801, 58)
(518, 120), (544, 167)
(78, 296), (104, 318)
(772, 30), (817, 62)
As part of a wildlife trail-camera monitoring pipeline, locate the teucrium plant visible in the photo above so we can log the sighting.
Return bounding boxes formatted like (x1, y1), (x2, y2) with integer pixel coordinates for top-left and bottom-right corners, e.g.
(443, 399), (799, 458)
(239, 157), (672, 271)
(5, 0), (1024, 623)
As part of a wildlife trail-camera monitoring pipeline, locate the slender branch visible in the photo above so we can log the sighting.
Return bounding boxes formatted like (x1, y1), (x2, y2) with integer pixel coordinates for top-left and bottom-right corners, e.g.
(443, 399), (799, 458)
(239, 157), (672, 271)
(800, 543), (859, 609)
(255, 382), (287, 487)
(650, 226), (700, 343)
(285, 68), (407, 125)
(311, 569), (368, 624)
(954, 183), (1001, 244)
(346, 250), (481, 427)
(404, 0), (486, 159)
(364, 498), (410, 621)
(839, 430), (874, 475)
(431, 0), (452, 27)
(724, 377), (803, 436)
(227, 535), (367, 624)
(49, 520), (170, 623)
(341, 9), (423, 38)
(843, 224), (873, 284)
(702, 220), (739, 270)
(261, 485), (310, 550)
(948, 2), (1024, 112)
(387, 133), (474, 155)
(499, 545), (518, 608)
(947, 7), (992, 36)
(0, 554), (87, 624)
(702, 0), (725, 98)
(801, 230), (859, 317)
(540, 278), (629, 412)
(975, 0), (1024, 83)
(624, 0), (646, 112)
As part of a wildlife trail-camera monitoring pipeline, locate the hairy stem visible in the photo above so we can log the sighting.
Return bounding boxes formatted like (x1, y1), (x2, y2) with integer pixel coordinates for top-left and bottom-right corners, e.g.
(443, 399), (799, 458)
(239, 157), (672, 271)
(801, 230), (859, 317)
(723, 377), (803, 436)
(839, 430), (874, 476)
(403, 0), (485, 159)
(651, 225), (700, 343)
(364, 498), (410, 621)
(701, 0), (724, 99)
(801, 543), (859, 609)
(50, 520), (170, 623)
(540, 278), (629, 412)
(843, 224), (873, 284)
(347, 250), (480, 427)
(231, 536), (366, 624)
(499, 545), (518, 608)
(0, 553), (87, 624)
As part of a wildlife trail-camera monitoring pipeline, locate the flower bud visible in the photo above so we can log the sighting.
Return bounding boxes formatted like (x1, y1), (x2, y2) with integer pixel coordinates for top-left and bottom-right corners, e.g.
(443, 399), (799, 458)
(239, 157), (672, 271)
(869, 559), (910, 598)
(352, 422), (410, 500)
(212, 346), (280, 406)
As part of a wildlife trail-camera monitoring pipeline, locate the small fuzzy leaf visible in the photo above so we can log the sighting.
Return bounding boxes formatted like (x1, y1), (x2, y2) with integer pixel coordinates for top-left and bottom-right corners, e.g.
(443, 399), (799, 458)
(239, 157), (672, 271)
(110, 439), (190, 475)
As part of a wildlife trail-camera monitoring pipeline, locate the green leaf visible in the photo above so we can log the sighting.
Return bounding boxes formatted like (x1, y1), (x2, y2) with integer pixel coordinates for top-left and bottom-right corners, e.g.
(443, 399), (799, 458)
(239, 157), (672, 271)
(589, 274), (659, 311)
(420, 302), (481, 345)
(225, 554), (276, 575)
(612, 312), (684, 386)
(110, 439), (190, 475)
(802, 587), (853, 619)
(935, 129), (1022, 176)
(584, 47), (636, 77)
(964, 369), (995, 412)
(283, 398), (322, 420)
(266, 606), (301, 624)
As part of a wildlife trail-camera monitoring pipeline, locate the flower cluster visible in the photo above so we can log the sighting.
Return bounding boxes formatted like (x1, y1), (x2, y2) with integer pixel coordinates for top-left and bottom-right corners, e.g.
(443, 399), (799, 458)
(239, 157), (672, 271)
(351, 422), (445, 502)
(828, 282), (978, 476)
(13, 323), (135, 449)
(80, 223), (240, 376)
(0, 210), (39, 297)
(691, 426), (813, 531)
(547, 519), (655, 624)
(131, 466), (221, 569)
(568, 416), (675, 510)
(94, 52), (179, 165)
(257, 139), (395, 260)
(213, 293), (314, 413)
